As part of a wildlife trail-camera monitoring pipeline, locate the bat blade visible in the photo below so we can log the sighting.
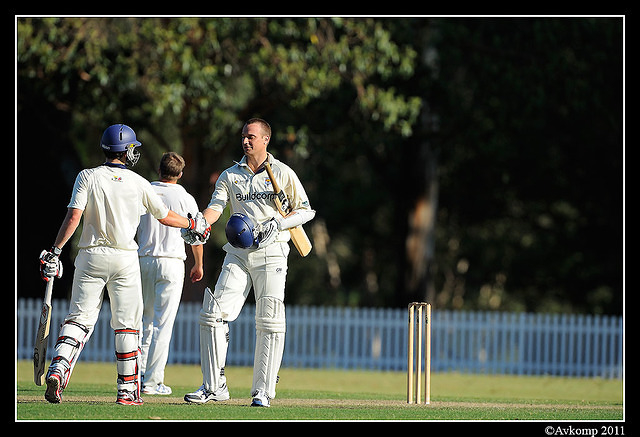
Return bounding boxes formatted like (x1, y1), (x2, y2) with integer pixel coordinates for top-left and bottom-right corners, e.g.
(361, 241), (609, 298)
(264, 162), (313, 257)
(34, 279), (54, 386)
(289, 225), (312, 257)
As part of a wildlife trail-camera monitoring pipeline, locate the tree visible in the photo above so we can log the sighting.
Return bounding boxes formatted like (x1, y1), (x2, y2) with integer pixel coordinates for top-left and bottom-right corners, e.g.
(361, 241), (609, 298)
(17, 17), (423, 306)
(422, 18), (623, 312)
(17, 17), (623, 314)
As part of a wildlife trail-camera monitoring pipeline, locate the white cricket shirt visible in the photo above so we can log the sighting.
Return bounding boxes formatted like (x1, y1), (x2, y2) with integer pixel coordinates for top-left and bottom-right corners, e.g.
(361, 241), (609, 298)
(206, 154), (312, 243)
(67, 164), (170, 251)
(137, 181), (202, 259)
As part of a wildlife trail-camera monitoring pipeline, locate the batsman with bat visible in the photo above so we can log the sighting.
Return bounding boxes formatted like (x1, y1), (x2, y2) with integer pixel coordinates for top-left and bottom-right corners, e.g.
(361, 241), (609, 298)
(37, 124), (211, 406)
(183, 118), (315, 407)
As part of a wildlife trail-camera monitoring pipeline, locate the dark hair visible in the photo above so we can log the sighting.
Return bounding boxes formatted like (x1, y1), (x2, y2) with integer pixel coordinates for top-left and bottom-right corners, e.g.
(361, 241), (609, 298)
(103, 150), (127, 161)
(159, 152), (185, 180)
(245, 118), (271, 138)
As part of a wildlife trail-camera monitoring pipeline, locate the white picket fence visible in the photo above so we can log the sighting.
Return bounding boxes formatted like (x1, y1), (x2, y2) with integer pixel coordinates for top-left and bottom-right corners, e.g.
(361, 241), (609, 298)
(16, 298), (623, 378)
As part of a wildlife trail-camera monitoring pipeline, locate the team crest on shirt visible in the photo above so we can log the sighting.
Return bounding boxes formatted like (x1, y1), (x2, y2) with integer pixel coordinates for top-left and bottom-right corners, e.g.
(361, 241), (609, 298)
(265, 178), (272, 188)
(233, 176), (249, 186)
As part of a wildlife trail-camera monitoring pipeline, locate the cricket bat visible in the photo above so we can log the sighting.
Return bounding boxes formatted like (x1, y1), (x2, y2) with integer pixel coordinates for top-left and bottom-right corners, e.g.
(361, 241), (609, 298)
(33, 278), (54, 385)
(264, 161), (312, 257)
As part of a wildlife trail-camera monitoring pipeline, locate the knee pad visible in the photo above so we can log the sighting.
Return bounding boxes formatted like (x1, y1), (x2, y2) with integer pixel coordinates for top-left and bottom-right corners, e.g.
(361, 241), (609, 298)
(115, 329), (141, 395)
(199, 287), (224, 328)
(49, 320), (90, 389)
(255, 296), (286, 334)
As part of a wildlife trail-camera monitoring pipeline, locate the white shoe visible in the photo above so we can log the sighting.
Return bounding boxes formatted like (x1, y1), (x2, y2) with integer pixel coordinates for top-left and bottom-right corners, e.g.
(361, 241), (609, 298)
(142, 383), (172, 395)
(250, 390), (270, 407)
(184, 384), (230, 404)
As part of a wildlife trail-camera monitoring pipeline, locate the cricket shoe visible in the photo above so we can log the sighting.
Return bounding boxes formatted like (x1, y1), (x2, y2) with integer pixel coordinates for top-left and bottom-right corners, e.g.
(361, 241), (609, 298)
(44, 372), (63, 404)
(250, 390), (270, 408)
(116, 389), (143, 406)
(142, 383), (172, 395)
(184, 384), (230, 404)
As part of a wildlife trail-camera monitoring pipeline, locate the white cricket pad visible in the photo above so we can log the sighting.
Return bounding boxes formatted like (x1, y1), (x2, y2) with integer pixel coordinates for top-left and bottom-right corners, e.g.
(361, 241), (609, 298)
(199, 287), (229, 393)
(48, 320), (90, 389)
(252, 296), (286, 399)
(115, 329), (141, 396)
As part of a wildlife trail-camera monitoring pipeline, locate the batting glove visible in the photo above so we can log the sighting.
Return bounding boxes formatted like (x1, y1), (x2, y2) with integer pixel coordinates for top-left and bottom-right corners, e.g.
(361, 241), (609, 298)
(39, 248), (63, 281)
(186, 212), (211, 243)
(181, 228), (199, 245)
(255, 218), (279, 248)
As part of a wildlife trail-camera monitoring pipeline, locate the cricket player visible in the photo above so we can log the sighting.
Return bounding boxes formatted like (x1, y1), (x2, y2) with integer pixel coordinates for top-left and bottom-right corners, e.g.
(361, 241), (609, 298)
(183, 118), (315, 407)
(38, 124), (210, 406)
(137, 152), (204, 395)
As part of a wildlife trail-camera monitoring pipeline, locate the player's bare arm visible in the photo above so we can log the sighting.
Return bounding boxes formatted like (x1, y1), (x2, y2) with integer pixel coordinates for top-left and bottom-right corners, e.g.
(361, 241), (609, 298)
(189, 243), (204, 283)
(52, 208), (83, 250)
(158, 210), (190, 228)
(202, 208), (222, 226)
(159, 210), (207, 232)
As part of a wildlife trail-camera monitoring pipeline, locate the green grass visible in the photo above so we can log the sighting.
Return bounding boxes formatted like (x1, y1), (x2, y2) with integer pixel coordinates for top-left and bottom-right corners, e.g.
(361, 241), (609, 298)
(16, 360), (624, 421)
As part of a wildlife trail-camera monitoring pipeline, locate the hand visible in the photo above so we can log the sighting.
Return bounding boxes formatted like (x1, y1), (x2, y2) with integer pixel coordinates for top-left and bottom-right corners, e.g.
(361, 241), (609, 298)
(39, 249), (63, 281)
(255, 218), (279, 248)
(187, 211), (209, 233)
(190, 265), (204, 283)
(186, 212), (211, 243)
(181, 228), (199, 244)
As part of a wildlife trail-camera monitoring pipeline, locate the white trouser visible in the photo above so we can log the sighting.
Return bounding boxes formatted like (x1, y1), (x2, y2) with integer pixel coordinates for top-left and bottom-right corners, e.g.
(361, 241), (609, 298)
(200, 242), (289, 397)
(49, 247), (143, 391)
(139, 256), (185, 388)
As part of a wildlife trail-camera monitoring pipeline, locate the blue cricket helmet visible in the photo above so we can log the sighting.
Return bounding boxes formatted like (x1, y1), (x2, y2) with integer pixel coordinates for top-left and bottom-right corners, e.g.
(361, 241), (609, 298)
(225, 213), (258, 249)
(100, 124), (142, 166)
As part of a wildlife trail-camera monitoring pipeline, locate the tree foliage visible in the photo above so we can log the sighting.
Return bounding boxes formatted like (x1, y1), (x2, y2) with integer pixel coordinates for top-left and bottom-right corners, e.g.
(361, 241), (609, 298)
(17, 17), (623, 314)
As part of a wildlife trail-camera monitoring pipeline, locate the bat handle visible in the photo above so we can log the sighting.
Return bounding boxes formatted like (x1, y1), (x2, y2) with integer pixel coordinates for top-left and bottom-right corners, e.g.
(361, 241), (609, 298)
(44, 278), (54, 306)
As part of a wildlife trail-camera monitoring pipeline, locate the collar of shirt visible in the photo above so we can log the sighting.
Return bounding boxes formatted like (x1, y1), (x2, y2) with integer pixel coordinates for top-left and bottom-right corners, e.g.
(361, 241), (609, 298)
(102, 162), (127, 170)
(234, 154), (272, 175)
